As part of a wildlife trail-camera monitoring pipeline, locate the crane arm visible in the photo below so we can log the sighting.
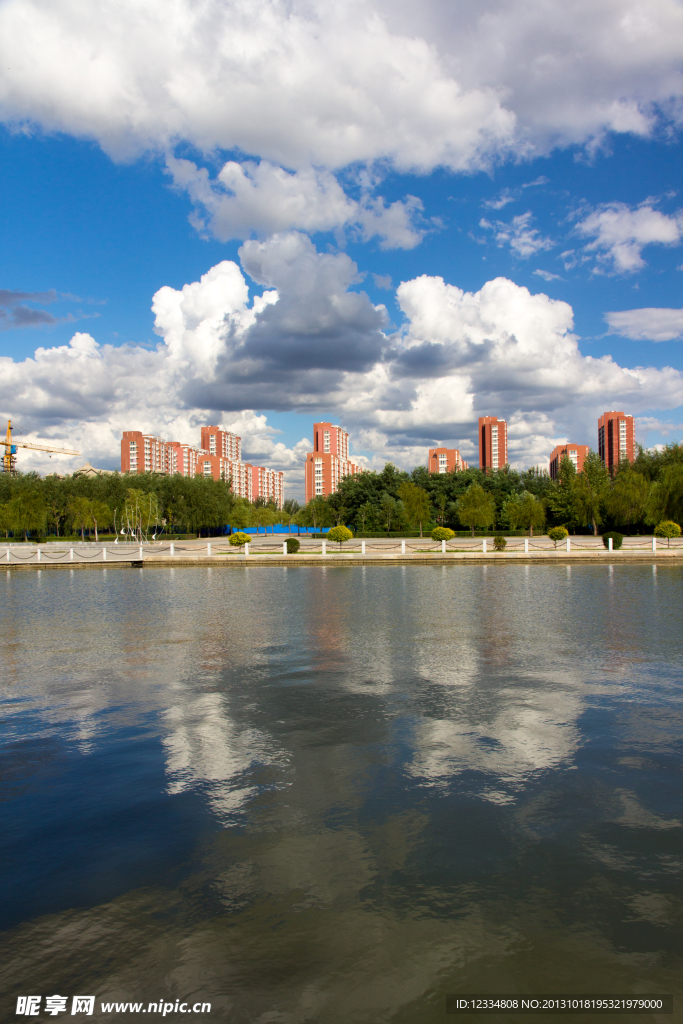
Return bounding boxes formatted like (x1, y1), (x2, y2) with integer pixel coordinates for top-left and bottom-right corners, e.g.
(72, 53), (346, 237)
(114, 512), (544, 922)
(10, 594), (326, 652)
(5, 440), (80, 456)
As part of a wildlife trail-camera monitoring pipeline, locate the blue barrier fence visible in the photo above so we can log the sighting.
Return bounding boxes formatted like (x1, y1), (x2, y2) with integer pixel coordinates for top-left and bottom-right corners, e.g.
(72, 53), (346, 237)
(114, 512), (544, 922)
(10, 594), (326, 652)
(224, 524), (332, 535)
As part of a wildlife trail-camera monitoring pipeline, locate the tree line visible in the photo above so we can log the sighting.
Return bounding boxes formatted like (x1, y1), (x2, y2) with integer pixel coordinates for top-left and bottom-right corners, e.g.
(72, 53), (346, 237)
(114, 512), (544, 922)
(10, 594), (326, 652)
(0, 470), (298, 541)
(1, 441), (681, 540)
(296, 443), (683, 537)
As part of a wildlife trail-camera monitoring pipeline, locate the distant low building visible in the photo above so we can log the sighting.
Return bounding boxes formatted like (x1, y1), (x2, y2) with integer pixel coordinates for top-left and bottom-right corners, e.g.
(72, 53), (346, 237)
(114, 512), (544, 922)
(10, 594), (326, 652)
(72, 462), (114, 477)
(548, 444), (589, 479)
(428, 447), (468, 473)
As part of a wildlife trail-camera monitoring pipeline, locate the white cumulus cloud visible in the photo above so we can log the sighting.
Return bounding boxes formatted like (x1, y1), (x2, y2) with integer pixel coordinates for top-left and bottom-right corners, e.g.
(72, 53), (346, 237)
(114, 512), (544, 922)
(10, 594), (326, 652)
(1, 0), (682, 173)
(480, 212), (554, 258)
(576, 201), (683, 273)
(605, 307), (683, 341)
(166, 157), (428, 249)
(3, 238), (683, 494)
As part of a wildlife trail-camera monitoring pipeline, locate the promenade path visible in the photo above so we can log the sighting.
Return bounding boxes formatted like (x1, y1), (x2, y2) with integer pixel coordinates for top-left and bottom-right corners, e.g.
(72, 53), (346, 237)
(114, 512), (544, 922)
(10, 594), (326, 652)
(2, 534), (681, 569)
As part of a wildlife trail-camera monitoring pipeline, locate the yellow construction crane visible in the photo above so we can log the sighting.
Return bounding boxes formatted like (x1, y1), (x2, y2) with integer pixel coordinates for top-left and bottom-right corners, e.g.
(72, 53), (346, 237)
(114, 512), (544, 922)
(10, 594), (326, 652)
(3, 420), (80, 474)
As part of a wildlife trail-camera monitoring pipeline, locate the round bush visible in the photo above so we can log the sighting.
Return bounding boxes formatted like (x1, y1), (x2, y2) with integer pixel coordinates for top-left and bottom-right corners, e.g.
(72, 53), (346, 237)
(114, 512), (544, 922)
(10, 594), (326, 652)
(602, 531), (623, 550)
(654, 520), (681, 540)
(286, 537), (300, 554)
(229, 531), (251, 548)
(431, 527), (455, 542)
(493, 535), (507, 550)
(548, 526), (568, 547)
(327, 525), (353, 547)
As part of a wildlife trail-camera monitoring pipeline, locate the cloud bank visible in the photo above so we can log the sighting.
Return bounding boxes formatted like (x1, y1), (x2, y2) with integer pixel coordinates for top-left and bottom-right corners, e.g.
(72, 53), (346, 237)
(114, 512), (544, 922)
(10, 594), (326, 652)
(2, 234), (682, 494)
(2, 0), (683, 245)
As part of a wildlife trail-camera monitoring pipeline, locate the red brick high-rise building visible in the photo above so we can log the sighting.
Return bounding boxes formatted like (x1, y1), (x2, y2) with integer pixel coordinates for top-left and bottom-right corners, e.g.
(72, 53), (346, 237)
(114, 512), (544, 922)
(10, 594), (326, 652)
(427, 448), (468, 474)
(121, 425), (284, 507)
(598, 411), (635, 471)
(548, 443), (589, 479)
(304, 422), (363, 503)
(478, 416), (508, 471)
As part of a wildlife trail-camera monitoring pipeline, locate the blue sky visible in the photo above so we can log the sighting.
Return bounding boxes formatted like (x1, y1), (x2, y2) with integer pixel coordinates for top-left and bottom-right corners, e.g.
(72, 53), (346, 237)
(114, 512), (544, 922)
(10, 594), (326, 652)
(1, 0), (682, 498)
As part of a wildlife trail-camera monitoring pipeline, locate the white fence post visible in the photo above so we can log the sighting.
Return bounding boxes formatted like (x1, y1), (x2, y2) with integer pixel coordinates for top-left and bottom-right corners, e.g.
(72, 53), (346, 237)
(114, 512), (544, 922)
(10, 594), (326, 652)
(322, 540), (327, 556)
(401, 540), (406, 555)
(282, 541), (287, 555)
(207, 542), (211, 557)
(170, 543), (174, 557)
(524, 538), (529, 554)
(5, 548), (9, 562)
(442, 539), (446, 554)
(102, 547), (107, 561)
(483, 538), (487, 553)
(361, 541), (366, 555)
(652, 536), (657, 551)
(36, 548), (41, 562)
(245, 542), (249, 556)
(566, 537), (571, 552)
(139, 545), (143, 560)
(608, 537), (613, 551)
(69, 547), (74, 561)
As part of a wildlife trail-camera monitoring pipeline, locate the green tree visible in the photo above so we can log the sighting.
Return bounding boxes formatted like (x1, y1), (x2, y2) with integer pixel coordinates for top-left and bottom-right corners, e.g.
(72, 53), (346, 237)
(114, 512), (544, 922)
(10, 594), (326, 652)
(89, 500), (113, 542)
(572, 450), (610, 535)
(327, 525), (353, 549)
(455, 484), (496, 536)
(229, 499), (253, 532)
(252, 504), (276, 534)
(645, 465), (683, 527)
(379, 492), (399, 532)
(545, 456), (579, 530)
(607, 468), (650, 531)
(5, 491), (47, 541)
(67, 496), (93, 541)
(504, 491), (545, 536)
(653, 520), (681, 548)
(398, 481), (431, 537)
(355, 501), (377, 533)
(299, 496), (331, 532)
(433, 492), (448, 527)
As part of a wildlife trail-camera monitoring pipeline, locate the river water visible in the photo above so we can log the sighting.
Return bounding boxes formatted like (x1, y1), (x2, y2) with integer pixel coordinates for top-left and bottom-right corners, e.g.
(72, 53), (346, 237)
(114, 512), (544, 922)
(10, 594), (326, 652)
(1, 564), (682, 1022)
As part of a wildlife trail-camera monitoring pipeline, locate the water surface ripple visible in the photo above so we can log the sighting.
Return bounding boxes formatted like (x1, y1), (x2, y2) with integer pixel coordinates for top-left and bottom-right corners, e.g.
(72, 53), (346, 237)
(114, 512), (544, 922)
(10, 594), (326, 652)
(1, 565), (682, 1022)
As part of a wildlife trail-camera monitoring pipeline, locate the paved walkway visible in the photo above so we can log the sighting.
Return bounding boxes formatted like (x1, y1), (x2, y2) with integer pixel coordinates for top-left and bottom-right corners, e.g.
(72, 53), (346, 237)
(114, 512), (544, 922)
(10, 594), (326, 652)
(1, 535), (681, 569)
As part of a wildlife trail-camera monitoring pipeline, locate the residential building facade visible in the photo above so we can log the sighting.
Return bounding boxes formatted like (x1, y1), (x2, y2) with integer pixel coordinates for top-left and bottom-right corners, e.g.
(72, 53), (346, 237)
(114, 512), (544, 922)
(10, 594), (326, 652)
(121, 425), (284, 507)
(304, 422), (363, 502)
(548, 443), (590, 479)
(428, 447), (468, 474)
(598, 411), (635, 470)
(478, 416), (508, 471)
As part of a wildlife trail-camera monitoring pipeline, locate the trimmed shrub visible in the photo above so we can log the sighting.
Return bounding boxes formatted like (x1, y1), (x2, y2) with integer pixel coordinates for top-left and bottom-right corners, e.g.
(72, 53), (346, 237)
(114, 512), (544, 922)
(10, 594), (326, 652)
(654, 520), (681, 547)
(431, 527), (455, 542)
(286, 537), (300, 554)
(602, 531), (623, 550)
(548, 526), (569, 549)
(229, 531), (251, 549)
(327, 525), (354, 549)
(493, 535), (507, 550)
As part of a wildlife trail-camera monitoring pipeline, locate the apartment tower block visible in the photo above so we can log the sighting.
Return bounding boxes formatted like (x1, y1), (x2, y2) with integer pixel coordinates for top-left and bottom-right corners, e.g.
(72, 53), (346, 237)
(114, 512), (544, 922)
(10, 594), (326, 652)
(598, 411), (635, 470)
(121, 426), (284, 507)
(478, 416), (508, 471)
(304, 422), (363, 503)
